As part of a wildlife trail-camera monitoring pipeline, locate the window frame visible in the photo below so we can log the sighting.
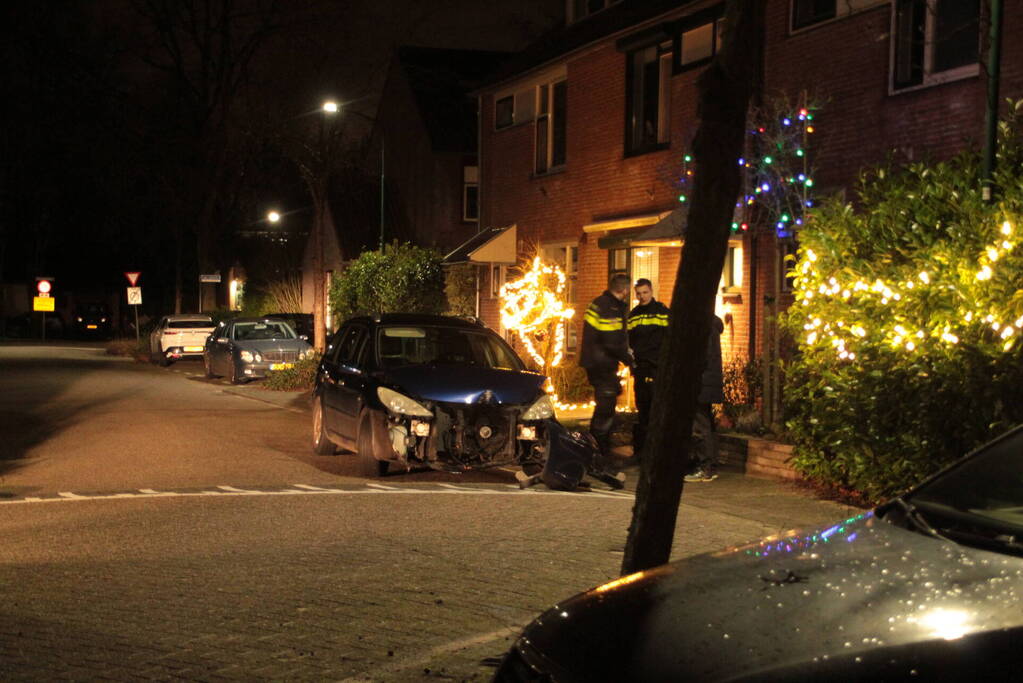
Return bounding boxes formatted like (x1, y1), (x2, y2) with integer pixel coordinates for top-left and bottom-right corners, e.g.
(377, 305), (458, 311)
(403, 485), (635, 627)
(890, 0), (980, 93)
(495, 95), (514, 130)
(534, 80), (568, 175)
(541, 242), (579, 353)
(568, 0), (621, 24)
(673, 16), (724, 73)
(721, 243), (744, 293)
(625, 40), (673, 157)
(462, 166), (479, 222)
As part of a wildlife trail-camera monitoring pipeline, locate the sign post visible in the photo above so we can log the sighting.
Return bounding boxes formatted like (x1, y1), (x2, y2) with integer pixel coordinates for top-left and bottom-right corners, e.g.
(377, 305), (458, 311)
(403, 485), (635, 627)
(198, 273), (221, 313)
(124, 272), (142, 343)
(34, 278), (54, 340)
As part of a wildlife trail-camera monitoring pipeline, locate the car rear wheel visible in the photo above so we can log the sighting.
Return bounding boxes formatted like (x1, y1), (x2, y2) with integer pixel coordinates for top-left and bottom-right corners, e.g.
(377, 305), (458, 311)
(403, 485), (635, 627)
(312, 397), (337, 455)
(203, 354), (218, 379)
(357, 414), (389, 477)
(159, 354), (172, 367)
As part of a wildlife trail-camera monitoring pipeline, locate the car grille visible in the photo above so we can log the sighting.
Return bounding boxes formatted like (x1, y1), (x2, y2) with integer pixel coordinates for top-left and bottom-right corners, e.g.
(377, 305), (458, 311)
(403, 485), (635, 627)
(435, 402), (519, 462)
(261, 350), (300, 363)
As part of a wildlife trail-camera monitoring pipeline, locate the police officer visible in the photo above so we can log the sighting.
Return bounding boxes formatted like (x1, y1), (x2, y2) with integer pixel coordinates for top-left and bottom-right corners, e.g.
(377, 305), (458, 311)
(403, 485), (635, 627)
(626, 278), (669, 457)
(580, 273), (633, 487)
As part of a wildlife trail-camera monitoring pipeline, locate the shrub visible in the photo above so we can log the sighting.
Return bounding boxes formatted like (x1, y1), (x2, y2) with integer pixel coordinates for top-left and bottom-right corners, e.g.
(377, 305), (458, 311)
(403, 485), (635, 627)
(721, 354), (763, 424)
(781, 103), (1023, 502)
(550, 361), (593, 403)
(264, 353), (320, 391)
(444, 263), (477, 317)
(329, 242), (445, 322)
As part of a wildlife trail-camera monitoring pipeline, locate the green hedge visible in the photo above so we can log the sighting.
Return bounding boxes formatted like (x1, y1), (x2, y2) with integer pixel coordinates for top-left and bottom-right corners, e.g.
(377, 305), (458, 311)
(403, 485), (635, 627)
(264, 353), (320, 391)
(329, 242), (445, 322)
(781, 103), (1023, 502)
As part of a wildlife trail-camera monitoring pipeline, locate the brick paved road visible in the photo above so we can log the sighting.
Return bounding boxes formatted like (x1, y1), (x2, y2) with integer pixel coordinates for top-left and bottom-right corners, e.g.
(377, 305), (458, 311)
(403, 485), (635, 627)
(0, 344), (858, 680)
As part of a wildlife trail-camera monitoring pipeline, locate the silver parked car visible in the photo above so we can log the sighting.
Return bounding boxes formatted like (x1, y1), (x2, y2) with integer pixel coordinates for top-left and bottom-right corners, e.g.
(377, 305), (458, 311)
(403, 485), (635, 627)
(202, 317), (313, 384)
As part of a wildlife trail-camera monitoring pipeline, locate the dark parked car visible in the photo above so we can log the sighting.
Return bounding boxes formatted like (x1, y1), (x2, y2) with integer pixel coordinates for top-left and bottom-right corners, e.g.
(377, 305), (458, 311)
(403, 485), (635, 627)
(72, 302), (113, 339)
(203, 317), (313, 384)
(312, 314), (566, 478)
(495, 426), (1023, 681)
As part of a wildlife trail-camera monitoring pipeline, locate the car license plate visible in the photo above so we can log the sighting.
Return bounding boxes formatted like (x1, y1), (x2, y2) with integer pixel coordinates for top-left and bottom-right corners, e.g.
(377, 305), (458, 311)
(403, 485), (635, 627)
(270, 362), (294, 370)
(87, 324), (98, 329)
(184, 346), (203, 352)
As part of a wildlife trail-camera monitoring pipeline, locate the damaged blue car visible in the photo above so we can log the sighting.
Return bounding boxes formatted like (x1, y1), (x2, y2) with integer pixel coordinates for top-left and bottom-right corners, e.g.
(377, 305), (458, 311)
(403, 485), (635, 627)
(312, 313), (609, 487)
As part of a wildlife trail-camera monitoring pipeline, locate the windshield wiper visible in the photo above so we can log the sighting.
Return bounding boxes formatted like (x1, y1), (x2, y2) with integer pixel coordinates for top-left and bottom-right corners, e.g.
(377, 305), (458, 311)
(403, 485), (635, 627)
(938, 527), (1023, 557)
(885, 497), (949, 541)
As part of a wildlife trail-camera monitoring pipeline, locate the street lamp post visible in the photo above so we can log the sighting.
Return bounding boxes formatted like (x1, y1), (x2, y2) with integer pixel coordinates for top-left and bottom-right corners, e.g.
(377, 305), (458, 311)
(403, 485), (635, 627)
(309, 99), (339, 353)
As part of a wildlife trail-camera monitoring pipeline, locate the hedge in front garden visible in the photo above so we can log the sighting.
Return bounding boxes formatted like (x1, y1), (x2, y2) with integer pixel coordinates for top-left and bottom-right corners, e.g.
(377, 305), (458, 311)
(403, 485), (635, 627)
(782, 104), (1023, 502)
(329, 242), (445, 322)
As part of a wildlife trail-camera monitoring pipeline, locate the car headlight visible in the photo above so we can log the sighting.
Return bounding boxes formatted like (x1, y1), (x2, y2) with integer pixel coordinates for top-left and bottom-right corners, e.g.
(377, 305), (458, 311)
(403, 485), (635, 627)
(377, 387), (432, 417)
(76, 317), (83, 322)
(521, 394), (555, 421)
(240, 350), (262, 363)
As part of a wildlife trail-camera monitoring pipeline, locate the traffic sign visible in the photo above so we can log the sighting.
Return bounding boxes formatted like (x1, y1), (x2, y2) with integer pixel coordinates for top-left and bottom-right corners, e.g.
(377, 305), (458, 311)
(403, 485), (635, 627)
(37, 279), (52, 295)
(33, 296), (55, 312)
(126, 287), (142, 305)
(124, 271), (141, 286)
(199, 273), (221, 283)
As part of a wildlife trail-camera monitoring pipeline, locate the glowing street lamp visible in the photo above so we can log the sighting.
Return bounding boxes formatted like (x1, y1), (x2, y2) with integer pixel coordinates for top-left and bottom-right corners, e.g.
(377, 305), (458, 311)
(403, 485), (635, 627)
(266, 210), (281, 223)
(322, 100), (339, 114)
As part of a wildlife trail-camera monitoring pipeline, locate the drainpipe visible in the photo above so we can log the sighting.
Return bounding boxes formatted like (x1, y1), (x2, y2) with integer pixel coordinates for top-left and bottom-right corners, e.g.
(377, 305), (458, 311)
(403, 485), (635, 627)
(982, 0), (1004, 202)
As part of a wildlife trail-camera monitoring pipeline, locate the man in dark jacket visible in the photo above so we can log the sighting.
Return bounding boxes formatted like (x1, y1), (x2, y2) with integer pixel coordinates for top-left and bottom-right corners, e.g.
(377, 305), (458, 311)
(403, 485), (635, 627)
(627, 278), (669, 457)
(685, 314), (725, 482)
(580, 273), (633, 486)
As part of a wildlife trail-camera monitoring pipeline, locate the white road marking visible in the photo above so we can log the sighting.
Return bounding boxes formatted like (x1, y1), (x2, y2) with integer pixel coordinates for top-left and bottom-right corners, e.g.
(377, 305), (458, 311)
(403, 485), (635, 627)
(365, 482), (401, 491)
(345, 625), (526, 682)
(1, 483), (631, 505)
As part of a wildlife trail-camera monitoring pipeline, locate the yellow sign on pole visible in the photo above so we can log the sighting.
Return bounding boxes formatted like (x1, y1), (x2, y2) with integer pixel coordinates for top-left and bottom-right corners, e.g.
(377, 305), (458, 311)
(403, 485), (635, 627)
(33, 296), (55, 312)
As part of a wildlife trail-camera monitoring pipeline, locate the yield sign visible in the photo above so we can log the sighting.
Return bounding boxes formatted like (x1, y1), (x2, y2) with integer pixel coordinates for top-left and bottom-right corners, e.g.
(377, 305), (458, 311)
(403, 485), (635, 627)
(124, 271), (141, 286)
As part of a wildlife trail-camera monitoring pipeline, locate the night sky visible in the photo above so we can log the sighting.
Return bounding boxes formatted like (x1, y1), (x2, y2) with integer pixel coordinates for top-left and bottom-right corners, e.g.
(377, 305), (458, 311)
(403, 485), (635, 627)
(1, 0), (561, 312)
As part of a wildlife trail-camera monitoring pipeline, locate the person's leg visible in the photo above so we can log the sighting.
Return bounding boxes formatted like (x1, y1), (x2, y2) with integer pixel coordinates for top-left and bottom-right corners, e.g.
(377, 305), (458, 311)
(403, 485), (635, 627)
(632, 367), (652, 455)
(687, 403), (718, 480)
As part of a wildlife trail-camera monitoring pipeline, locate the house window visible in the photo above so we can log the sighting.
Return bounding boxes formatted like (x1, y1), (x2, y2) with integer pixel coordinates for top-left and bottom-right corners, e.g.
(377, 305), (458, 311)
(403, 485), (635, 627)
(463, 166), (479, 221)
(677, 18), (724, 69)
(569, 0), (621, 23)
(542, 243), (579, 352)
(722, 244), (744, 291)
(626, 42), (672, 155)
(892, 0), (979, 91)
(535, 81), (567, 174)
(791, 0), (836, 29)
(496, 96), (514, 129)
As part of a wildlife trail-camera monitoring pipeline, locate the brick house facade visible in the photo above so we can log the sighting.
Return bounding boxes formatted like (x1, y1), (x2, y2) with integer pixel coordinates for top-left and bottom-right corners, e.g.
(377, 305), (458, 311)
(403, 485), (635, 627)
(472, 0), (1022, 381)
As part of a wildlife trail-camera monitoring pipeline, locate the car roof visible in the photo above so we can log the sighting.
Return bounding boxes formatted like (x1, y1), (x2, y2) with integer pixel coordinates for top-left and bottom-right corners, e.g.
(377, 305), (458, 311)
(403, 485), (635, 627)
(344, 313), (486, 330)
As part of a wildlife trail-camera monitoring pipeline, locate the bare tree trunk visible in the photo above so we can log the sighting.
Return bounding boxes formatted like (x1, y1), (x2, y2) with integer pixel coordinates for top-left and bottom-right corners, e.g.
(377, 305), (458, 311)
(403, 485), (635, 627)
(621, 0), (765, 576)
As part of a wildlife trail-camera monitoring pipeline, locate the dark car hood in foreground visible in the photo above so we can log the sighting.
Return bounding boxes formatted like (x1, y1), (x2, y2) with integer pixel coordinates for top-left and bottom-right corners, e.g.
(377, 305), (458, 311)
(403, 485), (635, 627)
(383, 365), (544, 406)
(513, 512), (1023, 681)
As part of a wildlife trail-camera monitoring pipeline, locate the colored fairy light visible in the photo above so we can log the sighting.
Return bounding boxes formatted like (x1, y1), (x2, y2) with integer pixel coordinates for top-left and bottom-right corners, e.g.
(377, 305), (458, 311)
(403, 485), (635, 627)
(761, 183), (771, 191)
(679, 195), (687, 203)
(806, 125), (814, 133)
(684, 154), (693, 162)
(764, 156), (773, 164)
(782, 118), (791, 126)
(738, 157), (745, 165)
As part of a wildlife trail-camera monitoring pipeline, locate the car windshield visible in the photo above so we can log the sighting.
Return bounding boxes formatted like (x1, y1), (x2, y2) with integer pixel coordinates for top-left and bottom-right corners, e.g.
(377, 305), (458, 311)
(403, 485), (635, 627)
(232, 321), (295, 340)
(169, 320), (213, 329)
(377, 325), (522, 370)
(898, 428), (1023, 555)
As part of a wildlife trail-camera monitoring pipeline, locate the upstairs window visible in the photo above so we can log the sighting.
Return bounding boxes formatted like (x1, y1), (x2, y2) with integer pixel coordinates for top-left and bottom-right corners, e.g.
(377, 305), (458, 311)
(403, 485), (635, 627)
(626, 41), (672, 155)
(535, 81), (567, 174)
(494, 88), (536, 130)
(677, 17), (724, 70)
(463, 166), (479, 222)
(569, 0), (621, 24)
(892, 0), (979, 91)
(792, 0), (836, 30)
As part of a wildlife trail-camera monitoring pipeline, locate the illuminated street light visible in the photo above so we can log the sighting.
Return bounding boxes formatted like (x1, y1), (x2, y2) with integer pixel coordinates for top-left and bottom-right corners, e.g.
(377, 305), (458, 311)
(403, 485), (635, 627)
(322, 100), (339, 114)
(267, 210), (281, 223)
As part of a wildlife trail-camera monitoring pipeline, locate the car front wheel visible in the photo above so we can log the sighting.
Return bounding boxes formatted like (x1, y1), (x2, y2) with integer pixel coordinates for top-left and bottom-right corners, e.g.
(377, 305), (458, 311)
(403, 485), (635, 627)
(312, 397), (337, 455)
(228, 360), (245, 385)
(357, 413), (389, 477)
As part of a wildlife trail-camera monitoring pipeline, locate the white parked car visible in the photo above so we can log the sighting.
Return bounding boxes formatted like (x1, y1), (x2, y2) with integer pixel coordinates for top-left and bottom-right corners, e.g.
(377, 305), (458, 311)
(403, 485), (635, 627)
(150, 314), (216, 366)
